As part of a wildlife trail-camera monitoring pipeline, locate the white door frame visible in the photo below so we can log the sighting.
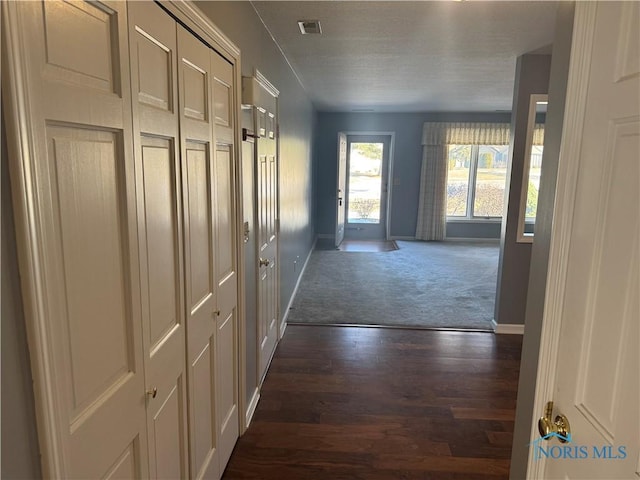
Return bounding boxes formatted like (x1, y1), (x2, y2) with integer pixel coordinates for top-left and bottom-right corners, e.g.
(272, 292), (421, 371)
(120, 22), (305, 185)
(528, 3), (597, 477)
(337, 131), (396, 241)
(335, 132), (347, 247)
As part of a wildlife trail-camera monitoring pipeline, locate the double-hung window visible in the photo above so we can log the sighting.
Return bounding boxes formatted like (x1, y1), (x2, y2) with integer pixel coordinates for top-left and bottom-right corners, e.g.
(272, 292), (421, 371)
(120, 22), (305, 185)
(446, 144), (509, 219)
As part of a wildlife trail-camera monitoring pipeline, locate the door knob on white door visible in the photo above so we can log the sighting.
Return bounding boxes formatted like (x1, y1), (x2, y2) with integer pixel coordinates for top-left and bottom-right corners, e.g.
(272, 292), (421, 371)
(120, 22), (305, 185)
(538, 401), (571, 442)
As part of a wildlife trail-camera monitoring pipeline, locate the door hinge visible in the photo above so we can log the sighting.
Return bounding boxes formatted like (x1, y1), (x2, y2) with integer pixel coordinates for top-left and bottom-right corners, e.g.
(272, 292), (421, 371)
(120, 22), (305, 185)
(243, 221), (250, 243)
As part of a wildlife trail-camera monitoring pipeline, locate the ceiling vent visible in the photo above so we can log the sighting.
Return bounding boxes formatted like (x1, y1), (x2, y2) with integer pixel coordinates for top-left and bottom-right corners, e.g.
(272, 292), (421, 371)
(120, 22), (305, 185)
(297, 20), (322, 35)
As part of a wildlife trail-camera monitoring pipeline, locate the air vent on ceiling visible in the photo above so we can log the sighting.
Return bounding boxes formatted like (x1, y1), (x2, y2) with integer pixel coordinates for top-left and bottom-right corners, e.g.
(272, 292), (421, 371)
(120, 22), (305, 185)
(298, 20), (322, 35)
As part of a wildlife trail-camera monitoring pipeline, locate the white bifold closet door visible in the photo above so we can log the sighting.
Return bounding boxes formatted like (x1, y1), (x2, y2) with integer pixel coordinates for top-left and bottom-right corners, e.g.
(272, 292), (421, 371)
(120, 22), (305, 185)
(4, 1), (149, 477)
(131, 3), (239, 479)
(4, 1), (239, 478)
(128, 3), (190, 479)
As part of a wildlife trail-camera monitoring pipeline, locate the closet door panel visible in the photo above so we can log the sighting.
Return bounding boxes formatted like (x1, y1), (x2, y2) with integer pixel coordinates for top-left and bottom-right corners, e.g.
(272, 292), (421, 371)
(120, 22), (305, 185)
(212, 53), (234, 145)
(178, 24), (221, 480)
(50, 127), (131, 412)
(213, 144), (239, 467)
(212, 51), (239, 472)
(136, 33), (171, 111)
(141, 138), (179, 347)
(6, 1), (148, 477)
(190, 341), (215, 477)
(214, 145), (236, 298)
(128, 3), (188, 478)
(185, 142), (214, 310)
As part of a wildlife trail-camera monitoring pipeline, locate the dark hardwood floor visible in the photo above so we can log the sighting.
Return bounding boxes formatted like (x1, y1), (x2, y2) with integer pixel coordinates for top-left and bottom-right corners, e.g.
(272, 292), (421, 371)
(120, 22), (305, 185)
(223, 325), (522, 480)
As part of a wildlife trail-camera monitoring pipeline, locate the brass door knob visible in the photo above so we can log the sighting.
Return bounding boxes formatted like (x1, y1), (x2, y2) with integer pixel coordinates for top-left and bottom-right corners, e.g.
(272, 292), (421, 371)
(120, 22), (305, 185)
(538, 401), (571, 442)
(146, 387), (157, 399)
(259, 258), (270, 267)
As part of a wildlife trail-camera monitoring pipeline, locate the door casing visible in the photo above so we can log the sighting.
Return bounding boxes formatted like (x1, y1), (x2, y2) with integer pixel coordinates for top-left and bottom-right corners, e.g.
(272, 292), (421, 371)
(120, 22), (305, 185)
(335, 132), (347, 247)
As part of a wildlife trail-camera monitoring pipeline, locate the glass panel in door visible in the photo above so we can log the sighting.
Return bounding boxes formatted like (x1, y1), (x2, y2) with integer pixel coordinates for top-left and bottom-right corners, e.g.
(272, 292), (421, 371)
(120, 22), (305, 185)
(345, 136), (390, 240)
(347, 142), (383, 223)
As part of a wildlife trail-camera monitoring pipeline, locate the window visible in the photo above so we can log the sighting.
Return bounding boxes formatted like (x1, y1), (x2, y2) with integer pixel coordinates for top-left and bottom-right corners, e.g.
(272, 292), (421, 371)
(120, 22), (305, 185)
(525, 144), (543, 221)
(517, 94), (547, 242)
(446, 145), (471, 217)
(446, 144), (509, 219)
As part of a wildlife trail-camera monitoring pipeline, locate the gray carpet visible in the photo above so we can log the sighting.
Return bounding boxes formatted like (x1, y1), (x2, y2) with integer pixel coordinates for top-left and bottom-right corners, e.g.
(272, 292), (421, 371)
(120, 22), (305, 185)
(287, 240), (499, 330)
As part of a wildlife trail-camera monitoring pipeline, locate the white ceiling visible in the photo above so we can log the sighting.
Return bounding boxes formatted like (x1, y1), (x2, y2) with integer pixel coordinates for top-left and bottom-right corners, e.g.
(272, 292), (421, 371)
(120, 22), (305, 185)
(251, 1), (558, 112)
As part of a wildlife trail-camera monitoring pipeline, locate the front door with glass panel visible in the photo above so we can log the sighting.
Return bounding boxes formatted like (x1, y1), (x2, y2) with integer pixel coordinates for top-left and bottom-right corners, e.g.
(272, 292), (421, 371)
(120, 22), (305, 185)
(345, 135), (391, 239)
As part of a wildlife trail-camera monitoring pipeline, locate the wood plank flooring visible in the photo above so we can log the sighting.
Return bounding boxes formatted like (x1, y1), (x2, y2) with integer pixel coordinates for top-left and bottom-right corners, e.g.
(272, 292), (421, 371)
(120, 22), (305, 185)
(223, 325), (522, 480)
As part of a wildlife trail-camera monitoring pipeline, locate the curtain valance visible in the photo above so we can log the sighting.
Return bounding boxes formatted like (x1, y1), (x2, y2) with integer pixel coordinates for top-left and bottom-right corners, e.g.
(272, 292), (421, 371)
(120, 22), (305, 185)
(421, 122), (545, 146)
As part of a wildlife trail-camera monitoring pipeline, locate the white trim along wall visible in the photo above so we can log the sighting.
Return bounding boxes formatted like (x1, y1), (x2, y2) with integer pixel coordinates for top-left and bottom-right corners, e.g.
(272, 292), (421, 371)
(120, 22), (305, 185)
(491, 319), (525, 335)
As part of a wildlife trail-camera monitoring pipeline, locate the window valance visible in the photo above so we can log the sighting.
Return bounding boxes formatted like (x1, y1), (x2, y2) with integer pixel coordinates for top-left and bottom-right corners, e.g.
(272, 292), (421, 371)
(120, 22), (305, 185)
(421, 122), (545, 146)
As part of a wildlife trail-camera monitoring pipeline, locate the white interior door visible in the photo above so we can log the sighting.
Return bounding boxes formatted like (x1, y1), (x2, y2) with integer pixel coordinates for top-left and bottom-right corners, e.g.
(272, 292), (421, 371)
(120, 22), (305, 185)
(2, 1), (149, 477)
(178, 25), (222, 480)
(128, 4), (189, 478)
(256, 97), (279, 379)
(533, 3), (639, 479)
(335, 132), (347, 247)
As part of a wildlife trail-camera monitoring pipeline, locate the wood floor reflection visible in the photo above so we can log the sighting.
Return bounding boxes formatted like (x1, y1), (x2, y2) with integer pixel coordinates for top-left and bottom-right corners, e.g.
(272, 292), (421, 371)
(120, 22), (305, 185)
(223, 325), (523, 480)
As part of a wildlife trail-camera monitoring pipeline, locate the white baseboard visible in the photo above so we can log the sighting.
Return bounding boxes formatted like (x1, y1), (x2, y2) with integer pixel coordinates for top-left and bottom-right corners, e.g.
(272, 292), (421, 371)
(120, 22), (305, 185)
(390, 235), (416, 241)
(245, 387), (260, 428)
(491, 319), (525, 334)
(280, 237), (315, 339)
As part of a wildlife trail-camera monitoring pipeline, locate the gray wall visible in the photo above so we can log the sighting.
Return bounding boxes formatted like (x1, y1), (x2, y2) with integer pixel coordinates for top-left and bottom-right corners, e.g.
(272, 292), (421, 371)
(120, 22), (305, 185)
(1, 114), (42, 479)
(446, 221), (502, 239)
(195, 1), (316, 403)
(494, 55), (551, 326)
(510, 4), (575, 478)
(314, 112), (511, 239)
